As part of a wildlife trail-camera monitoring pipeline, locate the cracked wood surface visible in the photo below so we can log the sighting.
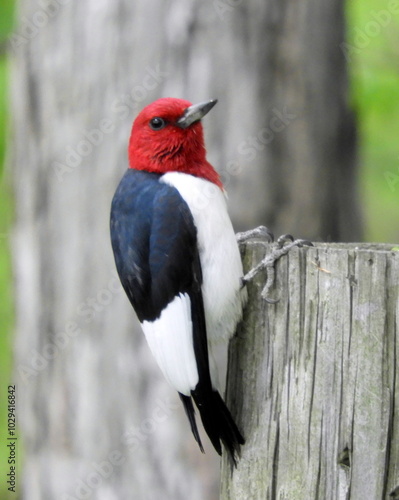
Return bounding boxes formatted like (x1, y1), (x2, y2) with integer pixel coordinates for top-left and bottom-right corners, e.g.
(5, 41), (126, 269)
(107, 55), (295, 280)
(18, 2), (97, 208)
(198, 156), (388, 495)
(221, 241), (399, 500)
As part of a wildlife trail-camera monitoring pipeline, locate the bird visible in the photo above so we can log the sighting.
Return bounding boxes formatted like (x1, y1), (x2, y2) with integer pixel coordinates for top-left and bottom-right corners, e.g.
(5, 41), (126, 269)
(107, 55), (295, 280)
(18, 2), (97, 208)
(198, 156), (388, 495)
(110, 97), (246, 465)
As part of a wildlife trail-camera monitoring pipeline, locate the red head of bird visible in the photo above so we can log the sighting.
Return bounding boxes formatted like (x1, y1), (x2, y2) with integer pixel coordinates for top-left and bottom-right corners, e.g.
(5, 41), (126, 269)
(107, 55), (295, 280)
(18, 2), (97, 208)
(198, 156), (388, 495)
(128, 97), (222, 187)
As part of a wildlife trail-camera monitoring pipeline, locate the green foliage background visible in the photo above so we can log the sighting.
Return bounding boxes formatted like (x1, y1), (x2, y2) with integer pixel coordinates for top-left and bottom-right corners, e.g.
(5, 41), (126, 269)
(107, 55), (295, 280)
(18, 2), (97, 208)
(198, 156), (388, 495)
(0, 0), (398, 497)
(1, 1), (15, 499)
(347, 0), (399, 242)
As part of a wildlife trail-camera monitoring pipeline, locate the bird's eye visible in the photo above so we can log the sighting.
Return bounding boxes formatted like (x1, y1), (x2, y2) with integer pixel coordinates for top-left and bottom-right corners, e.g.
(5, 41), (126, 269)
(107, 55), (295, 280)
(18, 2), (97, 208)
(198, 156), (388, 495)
(149, 117), (166, 130)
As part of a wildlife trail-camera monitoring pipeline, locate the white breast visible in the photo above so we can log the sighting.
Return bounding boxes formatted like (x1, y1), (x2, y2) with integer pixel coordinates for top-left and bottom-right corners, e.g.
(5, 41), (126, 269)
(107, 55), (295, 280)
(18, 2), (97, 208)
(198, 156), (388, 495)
(161, 172), (247, 344)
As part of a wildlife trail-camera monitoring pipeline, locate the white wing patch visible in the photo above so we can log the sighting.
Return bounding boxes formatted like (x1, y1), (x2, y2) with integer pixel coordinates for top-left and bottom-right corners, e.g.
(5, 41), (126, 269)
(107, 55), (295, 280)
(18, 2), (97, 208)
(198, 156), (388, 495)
(141, 293), (199, 396)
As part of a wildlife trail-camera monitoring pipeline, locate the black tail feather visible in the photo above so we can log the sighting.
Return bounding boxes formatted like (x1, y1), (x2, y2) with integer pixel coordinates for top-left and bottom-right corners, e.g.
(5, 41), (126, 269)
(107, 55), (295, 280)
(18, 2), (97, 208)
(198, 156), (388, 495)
(179, 393), (204, 453)
(192, 389), (245, 466)
(180, 267), (244, 465)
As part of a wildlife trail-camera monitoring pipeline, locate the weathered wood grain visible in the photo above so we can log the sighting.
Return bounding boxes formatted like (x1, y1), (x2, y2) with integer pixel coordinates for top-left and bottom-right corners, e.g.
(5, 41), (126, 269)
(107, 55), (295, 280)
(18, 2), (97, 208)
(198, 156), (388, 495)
(222, 242), (399, 500)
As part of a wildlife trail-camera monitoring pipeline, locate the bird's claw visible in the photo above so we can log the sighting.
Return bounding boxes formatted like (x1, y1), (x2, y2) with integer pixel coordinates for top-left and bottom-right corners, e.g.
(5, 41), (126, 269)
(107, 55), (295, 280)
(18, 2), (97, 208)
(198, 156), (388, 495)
(242, 233), (313, 302)
(276, 234), (293, 247)
(236, 225), (274, 244)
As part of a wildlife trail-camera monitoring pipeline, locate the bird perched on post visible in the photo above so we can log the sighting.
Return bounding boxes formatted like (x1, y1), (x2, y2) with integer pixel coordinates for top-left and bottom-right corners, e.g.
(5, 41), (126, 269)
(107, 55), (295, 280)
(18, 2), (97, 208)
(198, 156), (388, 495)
(110, 97), (245, 465)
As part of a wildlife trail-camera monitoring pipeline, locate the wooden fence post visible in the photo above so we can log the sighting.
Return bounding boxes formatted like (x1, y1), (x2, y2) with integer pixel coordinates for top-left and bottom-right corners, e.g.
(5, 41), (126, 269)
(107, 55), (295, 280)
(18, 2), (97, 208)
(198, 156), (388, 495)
(221, 241), (399, 500)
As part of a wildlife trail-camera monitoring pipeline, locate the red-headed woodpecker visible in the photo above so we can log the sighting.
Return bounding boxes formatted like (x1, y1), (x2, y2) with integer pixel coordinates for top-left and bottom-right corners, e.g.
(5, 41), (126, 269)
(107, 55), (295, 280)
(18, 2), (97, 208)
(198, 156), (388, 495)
(110, 98), (245, 464)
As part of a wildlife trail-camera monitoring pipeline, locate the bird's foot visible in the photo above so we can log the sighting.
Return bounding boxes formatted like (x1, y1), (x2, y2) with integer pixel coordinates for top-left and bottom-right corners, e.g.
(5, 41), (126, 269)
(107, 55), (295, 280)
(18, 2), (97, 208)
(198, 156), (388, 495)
(236, 225), (274, 244)
(241, 233), (313, 303)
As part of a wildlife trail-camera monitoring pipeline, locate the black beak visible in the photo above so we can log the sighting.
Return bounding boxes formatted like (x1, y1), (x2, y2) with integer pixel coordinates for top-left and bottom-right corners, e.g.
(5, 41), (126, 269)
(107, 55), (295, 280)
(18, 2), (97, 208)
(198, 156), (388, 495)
(176, 99), (218, 129)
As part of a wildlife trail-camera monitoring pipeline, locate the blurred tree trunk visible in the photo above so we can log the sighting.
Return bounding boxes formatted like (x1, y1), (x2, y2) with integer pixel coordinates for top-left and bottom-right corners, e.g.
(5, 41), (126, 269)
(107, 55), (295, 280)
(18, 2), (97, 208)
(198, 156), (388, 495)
(11, 0), (360, 498)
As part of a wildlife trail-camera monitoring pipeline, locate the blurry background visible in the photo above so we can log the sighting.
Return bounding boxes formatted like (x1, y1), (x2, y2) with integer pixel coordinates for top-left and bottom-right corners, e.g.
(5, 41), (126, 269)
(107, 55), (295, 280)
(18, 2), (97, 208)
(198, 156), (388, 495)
(0, 0), (398, 498)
